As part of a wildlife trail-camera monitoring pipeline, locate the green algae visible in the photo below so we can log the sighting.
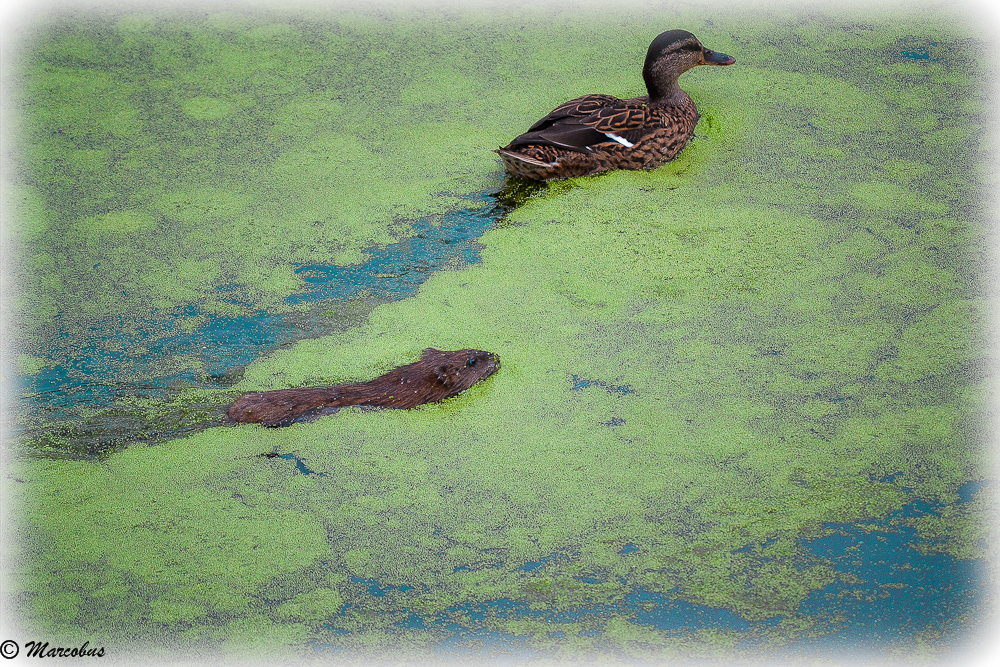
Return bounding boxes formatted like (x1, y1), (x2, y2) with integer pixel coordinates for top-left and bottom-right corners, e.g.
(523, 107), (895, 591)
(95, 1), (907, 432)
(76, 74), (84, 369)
(8, 1), (995, 661)
(10, 6), (509, 348)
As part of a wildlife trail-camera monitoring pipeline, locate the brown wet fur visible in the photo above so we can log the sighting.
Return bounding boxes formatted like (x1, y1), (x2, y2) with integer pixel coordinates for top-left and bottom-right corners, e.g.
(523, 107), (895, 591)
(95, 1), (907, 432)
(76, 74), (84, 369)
(227, 348), (499, 427)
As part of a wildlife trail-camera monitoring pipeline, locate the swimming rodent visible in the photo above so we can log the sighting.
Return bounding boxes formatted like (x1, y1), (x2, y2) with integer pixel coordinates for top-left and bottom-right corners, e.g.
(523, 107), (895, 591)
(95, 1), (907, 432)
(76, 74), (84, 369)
(227, 348), (499, 427)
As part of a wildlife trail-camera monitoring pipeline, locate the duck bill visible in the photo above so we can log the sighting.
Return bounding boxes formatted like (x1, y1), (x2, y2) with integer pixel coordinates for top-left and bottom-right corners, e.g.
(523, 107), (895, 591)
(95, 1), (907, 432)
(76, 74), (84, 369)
(703, 49), (736, 65)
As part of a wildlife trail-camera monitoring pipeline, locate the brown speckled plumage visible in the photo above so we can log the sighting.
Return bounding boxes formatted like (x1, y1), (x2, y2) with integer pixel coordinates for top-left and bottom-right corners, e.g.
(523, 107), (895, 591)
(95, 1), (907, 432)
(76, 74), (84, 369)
(496, 30), (735, 181)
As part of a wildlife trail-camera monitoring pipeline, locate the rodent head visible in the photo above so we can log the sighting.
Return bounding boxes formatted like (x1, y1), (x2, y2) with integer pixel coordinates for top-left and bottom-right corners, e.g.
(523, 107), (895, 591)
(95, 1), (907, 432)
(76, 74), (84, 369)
(422, 348), (500, 393)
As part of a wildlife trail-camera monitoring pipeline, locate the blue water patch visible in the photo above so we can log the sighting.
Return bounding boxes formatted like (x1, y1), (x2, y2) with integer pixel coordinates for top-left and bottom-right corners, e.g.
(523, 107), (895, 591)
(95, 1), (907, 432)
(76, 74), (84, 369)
(18, 191), (504, 450)
(351, 576), (414, 598)
(897, 39), (945, 63)
(517, 560), (546, 573)
(627, 588), (754, 633)
(448, 598), (545, 622)
(26, 305), (302, 397)
(383, 587), (756, 645)
(793, 498), (985, 649)
(329, 489), (984, 654)
(517, 550), (578, 572)
(454, 560), (503, 573)
(957, 479), (987, 503)
(570, 375), (636, 395)
(396, 612), (428, 630)
(289, 193), (494, 305)
(264, 451), (325, 476)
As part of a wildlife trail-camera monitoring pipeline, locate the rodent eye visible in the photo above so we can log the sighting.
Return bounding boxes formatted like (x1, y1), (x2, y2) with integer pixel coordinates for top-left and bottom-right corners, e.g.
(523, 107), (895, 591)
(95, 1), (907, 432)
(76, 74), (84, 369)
(466, 357), (477, 367)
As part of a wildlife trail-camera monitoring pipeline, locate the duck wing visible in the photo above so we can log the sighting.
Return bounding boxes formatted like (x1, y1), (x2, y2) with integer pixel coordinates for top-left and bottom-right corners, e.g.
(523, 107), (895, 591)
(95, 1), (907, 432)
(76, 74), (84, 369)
(509, 95), (651, 154)
(525, 94), (623, 131)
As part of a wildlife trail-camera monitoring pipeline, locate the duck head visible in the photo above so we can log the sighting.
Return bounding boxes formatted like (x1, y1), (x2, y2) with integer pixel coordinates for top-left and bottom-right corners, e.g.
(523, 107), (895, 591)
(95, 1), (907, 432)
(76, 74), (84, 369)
(642, 30), (735, 104)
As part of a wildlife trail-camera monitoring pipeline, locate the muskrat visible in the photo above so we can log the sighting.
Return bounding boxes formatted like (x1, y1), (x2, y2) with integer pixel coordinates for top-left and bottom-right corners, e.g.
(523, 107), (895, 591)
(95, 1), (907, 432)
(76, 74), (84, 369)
(227, 348), (499, 427)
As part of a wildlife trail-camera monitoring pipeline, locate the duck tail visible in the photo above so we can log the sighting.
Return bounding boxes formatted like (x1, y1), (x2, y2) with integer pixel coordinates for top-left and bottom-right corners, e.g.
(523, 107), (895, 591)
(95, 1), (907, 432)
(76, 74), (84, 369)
(496, 148), (553, 167)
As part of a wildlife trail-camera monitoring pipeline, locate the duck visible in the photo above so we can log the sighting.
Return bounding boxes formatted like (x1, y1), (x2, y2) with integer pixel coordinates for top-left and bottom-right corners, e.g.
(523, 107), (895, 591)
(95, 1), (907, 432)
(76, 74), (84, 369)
(495, 30), (735, 181)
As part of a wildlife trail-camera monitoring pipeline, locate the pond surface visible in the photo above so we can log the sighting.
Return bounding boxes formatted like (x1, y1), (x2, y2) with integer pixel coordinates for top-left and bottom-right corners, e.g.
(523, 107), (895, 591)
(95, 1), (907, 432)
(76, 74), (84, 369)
(17, 190), (501, 453)
(5, 2), (995, 663)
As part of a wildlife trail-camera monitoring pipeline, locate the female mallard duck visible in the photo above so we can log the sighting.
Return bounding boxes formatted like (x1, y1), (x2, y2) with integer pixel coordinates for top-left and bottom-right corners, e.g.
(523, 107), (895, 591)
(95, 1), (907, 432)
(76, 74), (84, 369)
(496, 30), (735, 181)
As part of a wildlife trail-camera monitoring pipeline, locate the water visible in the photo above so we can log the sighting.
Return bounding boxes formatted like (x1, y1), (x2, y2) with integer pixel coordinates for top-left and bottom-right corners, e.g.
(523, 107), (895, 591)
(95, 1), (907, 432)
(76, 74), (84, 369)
(9, 17), (988, 657)
(794, 488), (987, 650)
(309, 483), (986, 655)
(16, 190), (507, 453)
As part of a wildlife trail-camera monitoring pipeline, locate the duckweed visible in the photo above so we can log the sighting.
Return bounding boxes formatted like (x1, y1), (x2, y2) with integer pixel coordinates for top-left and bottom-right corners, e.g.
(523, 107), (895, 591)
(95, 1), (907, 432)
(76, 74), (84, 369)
(7, 1), (993, 661)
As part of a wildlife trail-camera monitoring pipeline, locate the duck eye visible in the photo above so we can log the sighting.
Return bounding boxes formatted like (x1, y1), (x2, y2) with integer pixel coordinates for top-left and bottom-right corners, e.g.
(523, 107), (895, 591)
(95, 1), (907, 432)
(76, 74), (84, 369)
(466, 357), (477, 367)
